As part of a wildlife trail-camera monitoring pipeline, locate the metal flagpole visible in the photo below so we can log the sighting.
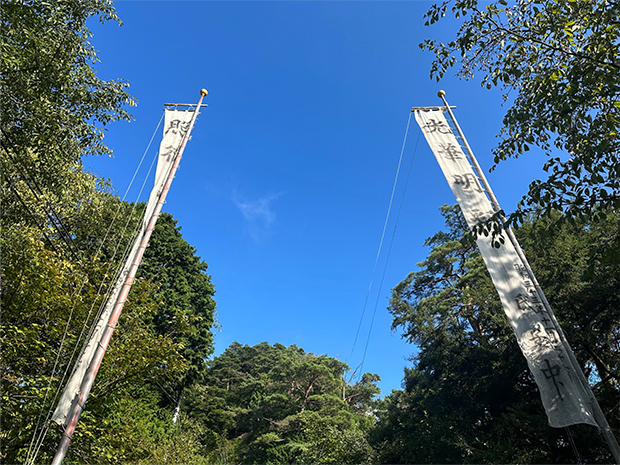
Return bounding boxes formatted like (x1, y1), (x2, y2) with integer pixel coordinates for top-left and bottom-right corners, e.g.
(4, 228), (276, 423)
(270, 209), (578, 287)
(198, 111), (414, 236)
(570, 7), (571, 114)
(51, 89), (208, 465)
(437, 90), (620, 464)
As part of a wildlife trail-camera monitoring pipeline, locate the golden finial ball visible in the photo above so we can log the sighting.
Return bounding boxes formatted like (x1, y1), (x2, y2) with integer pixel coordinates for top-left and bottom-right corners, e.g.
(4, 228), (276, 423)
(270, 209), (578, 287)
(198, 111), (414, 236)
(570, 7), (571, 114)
(200, 88), (208, 97)
(437, 90), (446, 98)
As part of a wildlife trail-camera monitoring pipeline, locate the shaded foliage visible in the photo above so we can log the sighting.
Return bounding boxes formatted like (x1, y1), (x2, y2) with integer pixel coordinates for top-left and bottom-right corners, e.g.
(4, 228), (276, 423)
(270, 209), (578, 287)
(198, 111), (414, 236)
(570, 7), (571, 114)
(373, 205), (619, 463)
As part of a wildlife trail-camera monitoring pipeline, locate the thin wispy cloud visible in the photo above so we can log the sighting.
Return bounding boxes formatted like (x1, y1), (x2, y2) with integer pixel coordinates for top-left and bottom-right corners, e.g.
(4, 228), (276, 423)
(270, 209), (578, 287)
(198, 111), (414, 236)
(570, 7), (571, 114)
(232, 192), (282, 242)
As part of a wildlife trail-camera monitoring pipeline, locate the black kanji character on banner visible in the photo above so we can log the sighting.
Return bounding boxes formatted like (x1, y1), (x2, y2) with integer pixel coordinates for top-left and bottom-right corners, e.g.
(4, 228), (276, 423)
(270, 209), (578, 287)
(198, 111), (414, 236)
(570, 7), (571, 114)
(514, 263), (530, 280)
(165, 119), (191, 137)
(515, 293), (546, 315)
(453, 173), (483, 192)
(541, 358), (564, 399)
(422, 118), (452, 134)
(531, 323), (557, 351)
(437, 142), (462, 160)
(160, 145), (177, 163)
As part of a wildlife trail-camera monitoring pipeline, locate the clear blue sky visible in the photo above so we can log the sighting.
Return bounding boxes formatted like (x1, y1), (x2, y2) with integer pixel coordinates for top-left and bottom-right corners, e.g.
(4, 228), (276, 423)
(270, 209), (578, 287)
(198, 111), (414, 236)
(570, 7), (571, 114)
(86, 0), (544, 395)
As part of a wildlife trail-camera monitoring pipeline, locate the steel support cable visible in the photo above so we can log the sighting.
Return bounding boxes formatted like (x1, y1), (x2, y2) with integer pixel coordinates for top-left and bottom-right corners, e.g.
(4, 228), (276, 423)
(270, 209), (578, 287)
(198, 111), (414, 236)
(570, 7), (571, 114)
(71, 151), (157, 367)
(26, 117), (163, 465)
(3, 156), (80, 260)
(359, 129), (421, 378)
(0, 151), (62, 257)
(565, 426), (584, 464)
(50, 96), (206, 465)
(70, 118), (162, 363)
(28, 205), (149, 464)
(348, 111), (412, 365)
(47, 130), (165, 459)
(0, 131), (81, 260)
(25, 113), (164, 465)
(26, 124), (161, 465)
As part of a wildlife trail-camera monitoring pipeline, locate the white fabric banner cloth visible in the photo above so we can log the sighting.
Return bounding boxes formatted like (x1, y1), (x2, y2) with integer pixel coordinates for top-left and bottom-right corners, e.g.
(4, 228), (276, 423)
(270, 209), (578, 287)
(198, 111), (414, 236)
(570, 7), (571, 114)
(414, 109), (596, 428)
(52, 109), (194, 426)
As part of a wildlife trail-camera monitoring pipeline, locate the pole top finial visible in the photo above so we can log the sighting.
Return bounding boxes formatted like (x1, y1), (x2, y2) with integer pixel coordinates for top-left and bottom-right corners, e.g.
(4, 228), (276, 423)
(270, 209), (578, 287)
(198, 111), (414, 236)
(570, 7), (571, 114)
(200, 88), (208, 97)
(438, 90), (446, 98)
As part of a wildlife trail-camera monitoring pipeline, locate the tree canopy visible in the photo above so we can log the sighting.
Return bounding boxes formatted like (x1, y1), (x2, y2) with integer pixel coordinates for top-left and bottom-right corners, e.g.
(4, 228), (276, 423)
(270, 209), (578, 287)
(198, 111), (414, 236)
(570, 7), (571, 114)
(1, 0), (134, 188)
(421, 0), (620, 226)
(374, 205), (619, 463)
(186, 342), (380, 464)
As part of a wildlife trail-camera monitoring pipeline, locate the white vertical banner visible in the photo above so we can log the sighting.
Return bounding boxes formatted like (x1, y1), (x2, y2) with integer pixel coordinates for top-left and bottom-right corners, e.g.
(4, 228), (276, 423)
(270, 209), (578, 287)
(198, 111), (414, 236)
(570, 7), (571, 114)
(414, 108), (597, 428)
(52, 109), (194, 427)
(145, 109), (194, 224)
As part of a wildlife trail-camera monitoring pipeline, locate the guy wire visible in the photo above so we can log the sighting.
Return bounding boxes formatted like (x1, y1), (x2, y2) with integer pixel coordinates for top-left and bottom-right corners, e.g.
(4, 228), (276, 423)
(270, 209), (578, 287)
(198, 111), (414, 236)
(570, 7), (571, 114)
(348, 111), (412, 364)
(26, 112), (165, 465)
(358, 128), (421, 378)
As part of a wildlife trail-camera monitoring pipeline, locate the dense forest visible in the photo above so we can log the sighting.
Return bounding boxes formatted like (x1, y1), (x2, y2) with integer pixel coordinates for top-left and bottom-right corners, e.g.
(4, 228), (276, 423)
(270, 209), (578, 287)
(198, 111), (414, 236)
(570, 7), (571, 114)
(1, 0), (618, 464)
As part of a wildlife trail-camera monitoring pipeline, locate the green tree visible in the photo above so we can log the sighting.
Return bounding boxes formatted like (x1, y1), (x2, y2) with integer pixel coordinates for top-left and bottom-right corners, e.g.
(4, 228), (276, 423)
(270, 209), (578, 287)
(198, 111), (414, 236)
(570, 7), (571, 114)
(421, 0), (620, 225)
(136, 212), (217, 425)
(0, 2), (218, 463)
(345, 373), (381, 416)
(1, 220), (93, 463)
(186, 342), (379, 464)
(1, 0), (135, 200)
(0, 162), (142, 463)
(139, 213), (216, 387)
(373, 205), (619, 463)
(1, 192), (217, 463)
(1, 5), (138, 453)
(0, 0), (135, 313)
(70, 385), (209, 465)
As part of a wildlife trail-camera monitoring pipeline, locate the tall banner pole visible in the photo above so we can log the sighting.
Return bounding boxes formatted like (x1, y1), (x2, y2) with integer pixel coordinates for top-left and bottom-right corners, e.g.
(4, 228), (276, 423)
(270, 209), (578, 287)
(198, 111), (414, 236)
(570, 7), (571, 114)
(51, 89), (208, 465)
(436, 91), (620, 463)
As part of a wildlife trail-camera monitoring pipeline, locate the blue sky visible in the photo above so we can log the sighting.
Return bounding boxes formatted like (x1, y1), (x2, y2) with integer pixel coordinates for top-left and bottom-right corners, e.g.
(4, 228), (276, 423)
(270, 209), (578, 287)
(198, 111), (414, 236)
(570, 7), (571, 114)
(86, 1), (545, 395)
